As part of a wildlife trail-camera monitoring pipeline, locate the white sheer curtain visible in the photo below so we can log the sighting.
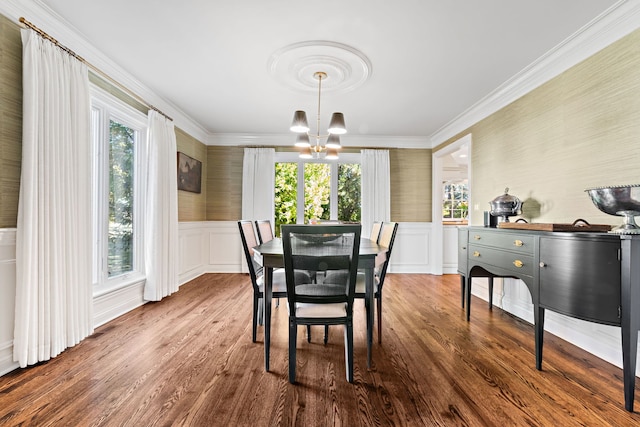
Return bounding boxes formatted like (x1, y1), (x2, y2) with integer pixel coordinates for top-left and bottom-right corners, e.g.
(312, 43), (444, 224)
(143, 111), (179, 301)
(14, 29), (93, 367)
(241, 148), (275, 273)
(361, 149), (391, 238)
(242, 148), (275, 221)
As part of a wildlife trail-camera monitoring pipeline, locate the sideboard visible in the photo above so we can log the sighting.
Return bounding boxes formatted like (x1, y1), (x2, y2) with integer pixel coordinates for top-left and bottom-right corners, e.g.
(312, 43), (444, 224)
(458, 226), (640, 412)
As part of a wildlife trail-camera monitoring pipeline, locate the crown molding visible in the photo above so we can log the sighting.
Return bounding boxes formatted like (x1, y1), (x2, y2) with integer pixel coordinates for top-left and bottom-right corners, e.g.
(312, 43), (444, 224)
(0, 0), (210, 143)
(6, 1), (635, 150)
(430, 0), (640, 148)
(208, 133), (430, 149)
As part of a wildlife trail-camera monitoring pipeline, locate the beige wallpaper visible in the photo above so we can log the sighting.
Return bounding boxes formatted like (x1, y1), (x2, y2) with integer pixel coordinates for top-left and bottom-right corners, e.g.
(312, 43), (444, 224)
(0, 15), (22, 228)
(436, 28), (640, 227)
(176, 128), (207, 221)
(390, 148), (432, 222)
(206, 146), (244, 220)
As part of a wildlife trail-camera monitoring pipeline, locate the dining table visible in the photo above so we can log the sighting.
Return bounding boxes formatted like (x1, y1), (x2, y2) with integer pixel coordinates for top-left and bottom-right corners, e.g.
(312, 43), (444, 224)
(253, 236), (388, 372)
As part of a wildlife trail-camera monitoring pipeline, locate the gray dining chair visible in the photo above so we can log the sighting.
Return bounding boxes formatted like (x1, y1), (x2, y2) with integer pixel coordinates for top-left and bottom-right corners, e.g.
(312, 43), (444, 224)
(282, 224), (361, 383)
(324, 221), (399, 343)
(238, 220), (310, 342)
(238, 220), (286, 342)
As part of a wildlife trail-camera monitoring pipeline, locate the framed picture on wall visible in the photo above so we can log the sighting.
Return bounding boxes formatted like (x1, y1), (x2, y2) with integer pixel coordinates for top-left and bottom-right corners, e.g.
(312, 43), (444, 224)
(177, 152), (202, 193)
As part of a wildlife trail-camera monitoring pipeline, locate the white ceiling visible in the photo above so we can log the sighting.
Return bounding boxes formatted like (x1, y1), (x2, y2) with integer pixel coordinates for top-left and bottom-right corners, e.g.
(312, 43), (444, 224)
(35, 0), (619, 144)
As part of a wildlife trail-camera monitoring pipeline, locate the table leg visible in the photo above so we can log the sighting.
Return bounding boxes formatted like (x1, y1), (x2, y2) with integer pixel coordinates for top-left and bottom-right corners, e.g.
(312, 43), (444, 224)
(365, 266), (374, 368)
(264, 267), (273, 372)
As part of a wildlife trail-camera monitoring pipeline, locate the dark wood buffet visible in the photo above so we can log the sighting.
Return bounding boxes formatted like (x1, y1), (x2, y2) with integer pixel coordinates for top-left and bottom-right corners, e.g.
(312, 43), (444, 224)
(458, 226), (640, 412)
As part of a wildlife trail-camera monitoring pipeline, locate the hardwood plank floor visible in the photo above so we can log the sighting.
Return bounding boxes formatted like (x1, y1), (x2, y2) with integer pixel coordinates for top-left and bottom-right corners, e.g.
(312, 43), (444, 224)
(1, 273), (638, 426)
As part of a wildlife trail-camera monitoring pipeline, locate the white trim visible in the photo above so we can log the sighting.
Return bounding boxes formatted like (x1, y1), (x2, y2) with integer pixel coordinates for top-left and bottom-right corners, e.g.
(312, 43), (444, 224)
(91, 85), (148, 296)
(430, 0), (640, 147)
(432, 134), (472, 275)
(209, 133), (429, 149)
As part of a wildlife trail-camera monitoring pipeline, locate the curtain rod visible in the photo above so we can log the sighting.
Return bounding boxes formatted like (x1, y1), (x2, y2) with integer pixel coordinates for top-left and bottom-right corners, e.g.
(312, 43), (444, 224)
(18, 17), (173, 122)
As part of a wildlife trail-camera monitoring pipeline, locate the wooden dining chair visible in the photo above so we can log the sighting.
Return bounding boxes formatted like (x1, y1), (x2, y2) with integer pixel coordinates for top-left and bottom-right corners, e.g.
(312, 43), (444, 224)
(282, 224), (361, 383)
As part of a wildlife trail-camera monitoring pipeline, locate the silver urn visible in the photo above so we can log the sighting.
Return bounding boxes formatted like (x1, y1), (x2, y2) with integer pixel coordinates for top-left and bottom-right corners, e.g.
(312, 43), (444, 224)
(489, 188), (522, 223)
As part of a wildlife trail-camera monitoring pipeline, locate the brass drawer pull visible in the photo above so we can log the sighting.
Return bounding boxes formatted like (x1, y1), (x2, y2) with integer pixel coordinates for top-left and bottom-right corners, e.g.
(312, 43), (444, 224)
(513, 260), (523, 268)
(473, 251), (481, 257)
(474, 235), (481, 240)
(514, 240), (523, 247)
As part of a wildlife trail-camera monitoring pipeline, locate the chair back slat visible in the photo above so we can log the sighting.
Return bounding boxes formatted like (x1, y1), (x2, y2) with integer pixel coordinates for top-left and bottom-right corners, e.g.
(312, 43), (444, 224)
(255, 220), (274, 244)
(376, 222), (399, 288)
(238, 220), (262, 289)
(370, 221), (383, 243)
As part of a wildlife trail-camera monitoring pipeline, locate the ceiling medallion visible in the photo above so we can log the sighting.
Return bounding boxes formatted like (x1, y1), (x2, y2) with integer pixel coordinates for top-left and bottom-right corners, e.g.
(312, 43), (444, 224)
(268, 40), (372, 94)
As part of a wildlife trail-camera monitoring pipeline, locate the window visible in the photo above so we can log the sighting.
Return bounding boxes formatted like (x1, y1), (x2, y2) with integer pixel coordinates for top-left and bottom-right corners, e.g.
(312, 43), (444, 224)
(91, 87), (147, 291)
(274, 153), (361, 236)
(442, 181), (469, 221)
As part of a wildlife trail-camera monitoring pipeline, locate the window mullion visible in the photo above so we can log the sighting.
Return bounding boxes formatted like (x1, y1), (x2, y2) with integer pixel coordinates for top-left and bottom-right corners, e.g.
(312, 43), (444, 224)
(330, 163), (338, 220)
(296, 160), (305, 224)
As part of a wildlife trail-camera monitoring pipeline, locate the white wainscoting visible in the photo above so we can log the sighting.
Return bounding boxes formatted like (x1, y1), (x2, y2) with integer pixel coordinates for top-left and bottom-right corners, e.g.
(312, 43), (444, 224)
(178, 221), (435, 276)
(442, 225), (460, 274)
(0, 229), (18, 376)
(388, 222), (433, 273)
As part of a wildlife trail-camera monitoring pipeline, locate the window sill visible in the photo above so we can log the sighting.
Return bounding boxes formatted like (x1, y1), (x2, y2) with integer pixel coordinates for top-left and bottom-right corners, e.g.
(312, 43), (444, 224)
(443, 220), (468, 226)
(93, 272), (146, 298)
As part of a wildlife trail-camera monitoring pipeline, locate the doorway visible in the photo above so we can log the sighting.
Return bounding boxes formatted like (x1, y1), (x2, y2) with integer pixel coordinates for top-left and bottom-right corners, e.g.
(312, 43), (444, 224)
(431, 134), (471, 274)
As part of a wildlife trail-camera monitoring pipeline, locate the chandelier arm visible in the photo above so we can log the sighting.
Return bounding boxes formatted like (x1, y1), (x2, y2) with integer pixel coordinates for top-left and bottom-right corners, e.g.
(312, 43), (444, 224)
(292, 71), (341, 159)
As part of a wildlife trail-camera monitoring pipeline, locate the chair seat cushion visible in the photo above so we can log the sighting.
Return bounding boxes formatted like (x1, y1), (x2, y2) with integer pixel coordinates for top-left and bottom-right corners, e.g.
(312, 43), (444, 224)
(257, 269), (288, 293)
(257, 269), (311, 294)
(294, 302), (347, 318)
(354, 272), (380, 294)
(324, 271), (379, 295)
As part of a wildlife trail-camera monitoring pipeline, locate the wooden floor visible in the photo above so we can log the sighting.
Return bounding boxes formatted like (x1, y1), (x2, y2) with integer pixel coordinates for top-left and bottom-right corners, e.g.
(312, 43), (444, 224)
(1, 273), (638, 426)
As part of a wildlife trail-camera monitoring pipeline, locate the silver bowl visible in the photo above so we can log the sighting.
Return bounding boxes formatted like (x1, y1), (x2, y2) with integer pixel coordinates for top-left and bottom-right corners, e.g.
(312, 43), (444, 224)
(585, 184), (640, 234)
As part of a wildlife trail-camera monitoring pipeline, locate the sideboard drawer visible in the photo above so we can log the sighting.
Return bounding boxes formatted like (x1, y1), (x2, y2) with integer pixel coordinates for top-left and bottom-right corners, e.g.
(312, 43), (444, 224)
(468, 244), (534, 277)
(468, 230), (534, 255)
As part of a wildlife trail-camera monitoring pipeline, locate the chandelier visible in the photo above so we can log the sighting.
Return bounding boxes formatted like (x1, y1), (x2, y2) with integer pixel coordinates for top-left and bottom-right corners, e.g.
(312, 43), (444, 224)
(290, 71), (346, 159)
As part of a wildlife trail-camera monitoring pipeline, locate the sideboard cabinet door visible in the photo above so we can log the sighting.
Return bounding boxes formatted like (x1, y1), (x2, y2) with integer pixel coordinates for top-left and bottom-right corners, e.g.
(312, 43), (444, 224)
(539, 237), (621, 326)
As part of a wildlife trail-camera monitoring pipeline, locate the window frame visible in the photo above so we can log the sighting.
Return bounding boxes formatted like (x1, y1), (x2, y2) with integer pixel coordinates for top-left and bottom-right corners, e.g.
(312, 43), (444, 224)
(91, 85), (148, 295)
(442, 180), (469, 221)
(274, 152), (361, 224)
